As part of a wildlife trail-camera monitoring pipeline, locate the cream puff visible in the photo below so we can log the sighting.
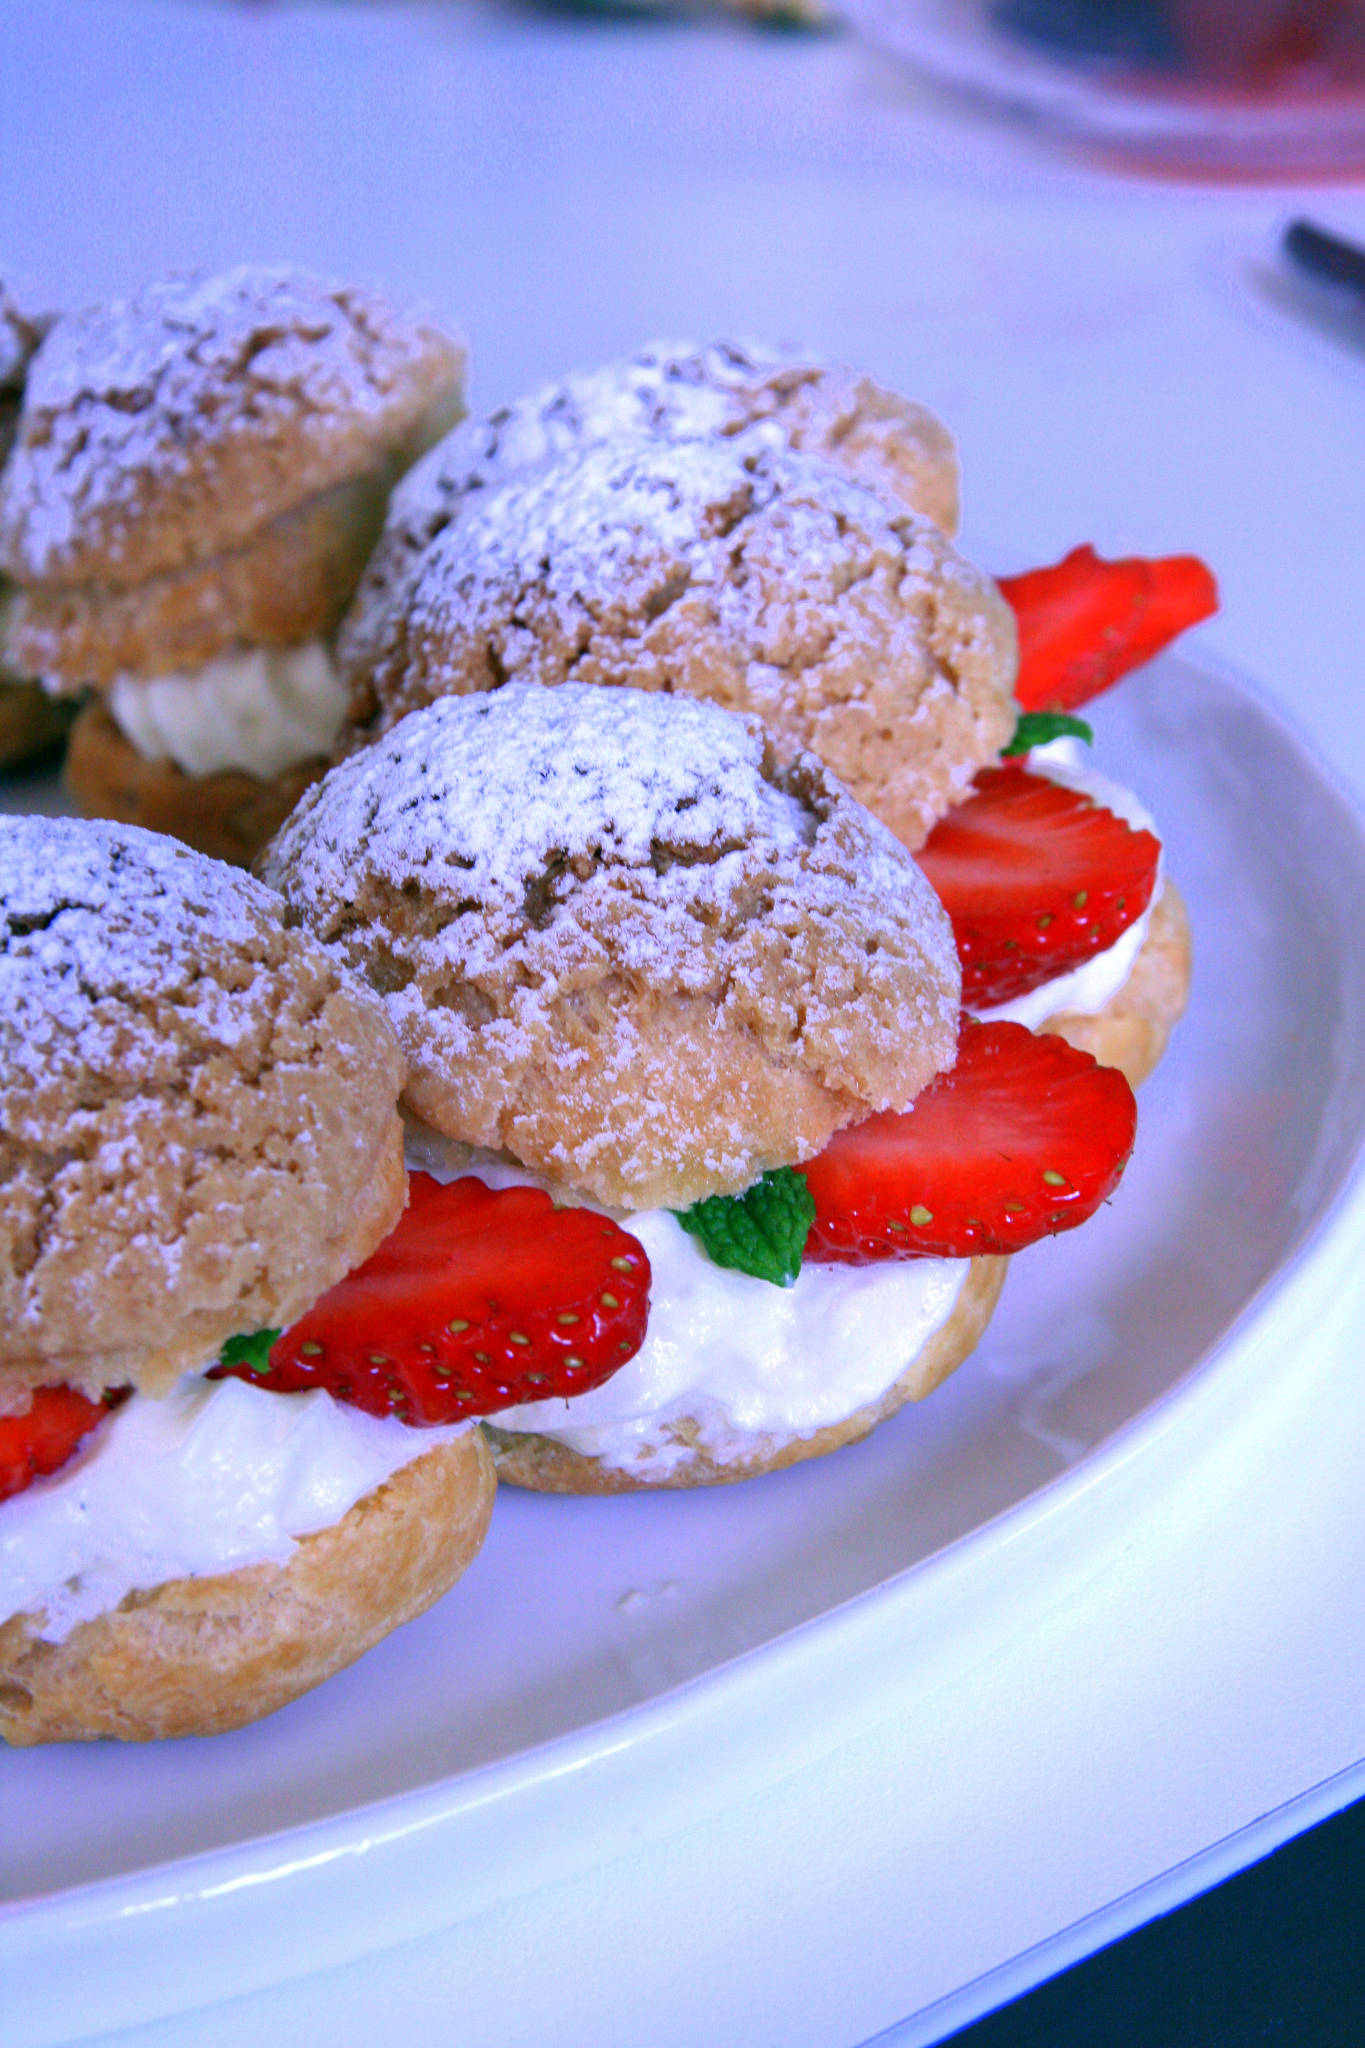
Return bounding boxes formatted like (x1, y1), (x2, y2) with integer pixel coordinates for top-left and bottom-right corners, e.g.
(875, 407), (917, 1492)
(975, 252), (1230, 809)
(338, 338), (960, 704)
(337, 430), (1018, 850)
(0, 815), (493, 1742)
(262, 685), (1136, 1494)
(0, 265), (465, 863)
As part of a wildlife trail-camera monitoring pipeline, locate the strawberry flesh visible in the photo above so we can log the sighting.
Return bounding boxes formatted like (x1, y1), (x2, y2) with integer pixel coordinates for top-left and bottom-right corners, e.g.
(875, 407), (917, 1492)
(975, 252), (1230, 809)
(799, 1019), (1137, 1262)
(0, 1385), (126, 1504)
(916, 763), (1160, 1007)
(214, 1174), (651, 1423)
(999, 545), (1218, 713)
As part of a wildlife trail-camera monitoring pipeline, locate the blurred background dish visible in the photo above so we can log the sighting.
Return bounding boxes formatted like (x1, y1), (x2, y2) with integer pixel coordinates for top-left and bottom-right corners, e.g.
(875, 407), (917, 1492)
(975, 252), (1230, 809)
(845, 0), (1365, 176)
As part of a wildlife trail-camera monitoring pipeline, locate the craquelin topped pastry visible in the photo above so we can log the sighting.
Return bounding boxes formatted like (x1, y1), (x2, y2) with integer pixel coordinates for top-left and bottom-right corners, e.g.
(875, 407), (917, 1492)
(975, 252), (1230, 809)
(0, 264), (466, 863)
(339, 430), (1017, 850)
(0, 814), (494, 1742)
(262, 683), (1136, 1495)
(338, 337), (960, 699)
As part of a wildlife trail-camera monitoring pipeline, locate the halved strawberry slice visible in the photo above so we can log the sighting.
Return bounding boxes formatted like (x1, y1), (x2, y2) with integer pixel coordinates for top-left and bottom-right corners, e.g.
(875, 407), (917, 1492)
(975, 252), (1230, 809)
(799, 1019), (1136, 1262)
(999, 545), (1218, 713)
(214, 1174), (651, 1424)
(0, 1385), (125, 1504)
(916, 763), (1160, 1008)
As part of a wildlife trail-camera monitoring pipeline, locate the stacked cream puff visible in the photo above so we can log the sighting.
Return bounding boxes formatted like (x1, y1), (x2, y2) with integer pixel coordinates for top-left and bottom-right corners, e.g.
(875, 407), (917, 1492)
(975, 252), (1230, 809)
(262, 682), (1012, 1490)
(0, 816), (494, 1743)
(332, 341), (1189, 1089)
(0, 265), (465, 865)
(337, 336), (964, 725)
(262, 343), (1185, 1491)
(0, 319), (1195, 1737)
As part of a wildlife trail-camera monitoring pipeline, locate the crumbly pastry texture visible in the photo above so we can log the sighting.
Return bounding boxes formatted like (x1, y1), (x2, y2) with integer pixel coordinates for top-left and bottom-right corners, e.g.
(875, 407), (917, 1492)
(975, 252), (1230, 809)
(338, 338), (959, 690)
(65, 697), (325, 868)
(345, 435), (1016, 852)
(0, 263), (466, 589)
(263, 684), (962, 1209)
(486, 1255), (1008, 1491)
(13, 468), (399, 689)
(0, 816), (406, 1412)
(0, 1430), (495, 1744)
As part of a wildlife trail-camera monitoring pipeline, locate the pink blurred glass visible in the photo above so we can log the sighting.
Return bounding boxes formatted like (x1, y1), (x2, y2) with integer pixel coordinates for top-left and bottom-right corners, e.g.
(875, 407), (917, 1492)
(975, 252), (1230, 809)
(1161, 0), (1365, 91)
(848, 0), (1365, 177)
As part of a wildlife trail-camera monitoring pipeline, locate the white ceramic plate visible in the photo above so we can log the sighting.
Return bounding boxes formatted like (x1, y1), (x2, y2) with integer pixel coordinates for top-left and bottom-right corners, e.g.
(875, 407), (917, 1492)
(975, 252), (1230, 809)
(5, 652), (1365, 2041)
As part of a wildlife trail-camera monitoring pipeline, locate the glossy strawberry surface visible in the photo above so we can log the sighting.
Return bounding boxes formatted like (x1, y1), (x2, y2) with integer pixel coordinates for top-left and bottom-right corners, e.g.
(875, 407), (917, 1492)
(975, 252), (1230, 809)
(0, 1385), (125, 1504)
(216, 1174), (651, 1423)
(800, 1020), (1137, 1262)
(917, 763), (1161, 1007)
(1000, 544), (1217, 713)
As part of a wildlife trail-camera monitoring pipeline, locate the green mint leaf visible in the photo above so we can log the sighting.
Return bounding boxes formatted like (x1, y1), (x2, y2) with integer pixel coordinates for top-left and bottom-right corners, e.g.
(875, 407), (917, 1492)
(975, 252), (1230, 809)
(676, 1168), (815, 1287)
(1002, 711), (1094, 757)
(217, 1328), (281, 1376)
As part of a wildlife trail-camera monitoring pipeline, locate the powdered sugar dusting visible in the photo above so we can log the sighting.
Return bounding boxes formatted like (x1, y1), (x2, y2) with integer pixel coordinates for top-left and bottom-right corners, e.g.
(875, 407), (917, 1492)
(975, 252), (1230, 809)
(1, 817), (291, 1089)
(0, 265), (463, 582)
(0, 815), (403, 1392)
(394, 433), (942, 694)
(270, 682), (812, 928)
(264, 685), (961, 1207)
(356, 340), (785, 588)
(349, 429), (1016, 853)
(338, 339), (959, 687)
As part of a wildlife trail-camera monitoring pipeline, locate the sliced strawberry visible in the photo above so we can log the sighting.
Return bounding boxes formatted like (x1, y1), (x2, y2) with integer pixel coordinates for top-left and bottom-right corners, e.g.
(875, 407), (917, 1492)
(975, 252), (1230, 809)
(214, 1174), (651, 1424)
(799, 1019), (1137, 1262)
(0, 1385), (125, 1504)
(999, 545), (1218, 713)
(916, 763), (1160, 1007)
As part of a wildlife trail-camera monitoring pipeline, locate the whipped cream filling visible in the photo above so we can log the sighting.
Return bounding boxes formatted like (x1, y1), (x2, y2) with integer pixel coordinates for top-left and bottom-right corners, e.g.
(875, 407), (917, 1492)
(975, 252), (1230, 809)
(406, 1130), (970, 1480)
(107, 639), (348, 779)
(1, 1373), (469, 1642)
(973, 742), (1165, 1031)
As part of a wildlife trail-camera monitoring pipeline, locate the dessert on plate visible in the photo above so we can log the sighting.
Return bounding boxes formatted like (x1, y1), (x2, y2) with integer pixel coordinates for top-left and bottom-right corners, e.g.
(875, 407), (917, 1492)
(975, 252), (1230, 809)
(0, 264), (466, 864)
(259, 682), (1135, 1492)
(0, 816), (494, 1743)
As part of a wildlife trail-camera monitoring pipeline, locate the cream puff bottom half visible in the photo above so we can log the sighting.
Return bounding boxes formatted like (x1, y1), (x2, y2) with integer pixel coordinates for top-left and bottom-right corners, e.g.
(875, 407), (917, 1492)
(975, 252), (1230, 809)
(65, 697), (325, 868)
(0, 1429), (495, 1745)
(486, 1255), (1008, 1494)
(1040, 882), (1190, 1091)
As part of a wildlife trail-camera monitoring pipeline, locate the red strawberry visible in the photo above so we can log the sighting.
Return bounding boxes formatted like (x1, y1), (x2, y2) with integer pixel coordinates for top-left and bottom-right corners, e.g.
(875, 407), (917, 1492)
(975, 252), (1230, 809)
(916, 763), (1160, 1008)
(215, 1174), (651, 1424)
(0, 1385), (125, 1504)
(999, 545), (1218, 713)
(799, 1019), (1137, 1262)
